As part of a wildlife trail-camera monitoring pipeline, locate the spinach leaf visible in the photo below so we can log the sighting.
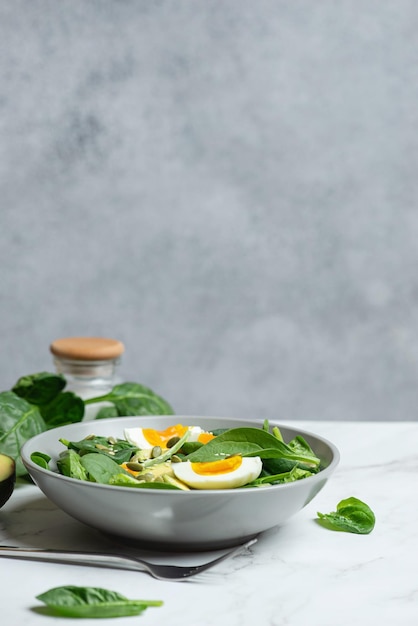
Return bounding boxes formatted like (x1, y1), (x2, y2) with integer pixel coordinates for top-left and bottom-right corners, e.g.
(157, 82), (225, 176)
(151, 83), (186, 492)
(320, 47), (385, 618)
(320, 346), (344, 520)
(186, 441), (264, 461)
(57, 449), (89, 481)
(288, 435), (318, 457)
(40, 391), (84, 427)
(85, 382), (174, 416)
(178, 441), (203, 455)
(36, 585), (163, 618)
(317, 497), (375, 534)
(62, 435), (138, 464)
(248, 466), (315, 486)
(0, 371), (175, 478)
(261, 457), (298, 475)
(59, 431), (191, 484)
(185, 427), (321, 469)
(12, 372), (84, 427)
(12, 372), (66, 405)
(30, 451), (51, 470)
(80, 453), (130, 484)
(0, 391), (46, 476)
(95, 405), (119, 419)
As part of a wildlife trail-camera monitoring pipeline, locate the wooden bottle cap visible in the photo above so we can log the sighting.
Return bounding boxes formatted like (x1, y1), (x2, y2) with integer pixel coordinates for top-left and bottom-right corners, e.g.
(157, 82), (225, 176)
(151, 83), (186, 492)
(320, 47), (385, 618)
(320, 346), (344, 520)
(50, 337), (125, 361)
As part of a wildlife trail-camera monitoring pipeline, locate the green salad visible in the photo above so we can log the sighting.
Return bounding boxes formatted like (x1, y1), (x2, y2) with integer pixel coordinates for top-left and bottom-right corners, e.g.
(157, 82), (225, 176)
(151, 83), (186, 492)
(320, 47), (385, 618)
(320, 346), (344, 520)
(31, 421), (323, 491)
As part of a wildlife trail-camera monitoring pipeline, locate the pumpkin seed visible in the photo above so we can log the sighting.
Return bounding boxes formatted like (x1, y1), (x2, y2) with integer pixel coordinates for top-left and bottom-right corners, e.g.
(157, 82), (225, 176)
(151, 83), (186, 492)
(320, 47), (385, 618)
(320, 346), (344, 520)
(125, 462), (144, 472)
(151, 446), (162, 458)
(166, 436), (180, 448)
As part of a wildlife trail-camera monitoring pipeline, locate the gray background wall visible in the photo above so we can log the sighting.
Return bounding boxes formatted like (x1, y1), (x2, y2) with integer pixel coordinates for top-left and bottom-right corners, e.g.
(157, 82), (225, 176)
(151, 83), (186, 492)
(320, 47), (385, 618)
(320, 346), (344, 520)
(1, 1), (417, 421)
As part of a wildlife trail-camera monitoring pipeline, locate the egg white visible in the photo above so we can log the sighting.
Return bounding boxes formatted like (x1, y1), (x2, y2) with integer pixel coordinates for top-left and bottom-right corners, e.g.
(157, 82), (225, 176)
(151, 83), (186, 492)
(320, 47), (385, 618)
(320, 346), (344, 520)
(172, 456), (262, 490)
(124, 425), (210, 450)
(124, 427), (154, 450)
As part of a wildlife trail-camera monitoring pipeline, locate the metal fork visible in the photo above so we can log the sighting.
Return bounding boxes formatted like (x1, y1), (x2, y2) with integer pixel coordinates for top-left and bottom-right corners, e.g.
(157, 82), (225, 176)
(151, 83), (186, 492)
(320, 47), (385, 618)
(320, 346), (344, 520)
(0, 538), (257, 581)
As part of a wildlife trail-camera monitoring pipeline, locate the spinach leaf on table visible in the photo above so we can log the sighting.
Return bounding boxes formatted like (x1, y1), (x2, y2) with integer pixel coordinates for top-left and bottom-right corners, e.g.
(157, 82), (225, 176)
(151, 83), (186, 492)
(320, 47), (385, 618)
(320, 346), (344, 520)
(12, 372), (66, 405)
(84, 382), (174, 416)
(36, 585), (163, 618)
(94, 405), (119, 419)
(317, 497), (375, 534)
(0, 391), (46, 476)
(13, 372), (84, 426)
(0, 371), (175, 476)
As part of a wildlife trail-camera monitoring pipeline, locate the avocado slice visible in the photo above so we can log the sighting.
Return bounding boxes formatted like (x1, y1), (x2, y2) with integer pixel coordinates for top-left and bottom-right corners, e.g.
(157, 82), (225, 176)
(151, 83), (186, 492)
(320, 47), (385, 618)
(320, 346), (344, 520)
(0, 454), (16, 508)
(163, 474), (190, 490)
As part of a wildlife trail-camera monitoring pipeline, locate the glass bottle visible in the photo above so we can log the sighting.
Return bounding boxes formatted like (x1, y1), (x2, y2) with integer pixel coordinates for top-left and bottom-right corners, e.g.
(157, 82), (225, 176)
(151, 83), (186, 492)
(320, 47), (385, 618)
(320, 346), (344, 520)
(49, 336), (125, 420)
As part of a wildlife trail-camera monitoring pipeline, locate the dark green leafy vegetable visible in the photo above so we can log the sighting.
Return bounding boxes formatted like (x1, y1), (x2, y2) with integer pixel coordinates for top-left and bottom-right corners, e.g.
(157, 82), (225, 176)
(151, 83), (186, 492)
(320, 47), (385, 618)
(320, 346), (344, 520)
(0, 392), (46, 476)
(57, 449), (89, 481)
(39, 392), (84, 427)
(261, 457), (299, 475)
(317, 497), (375, 534)
(95, 405), (119, 419)
(36, 585), (163, 618)
(185, 427), (321, 470)
(13, 372), (83, 427)
(248, 465), (315, 486)
(0, 372), (174, 477)
(84, 382), (174, 416)
(50, 423), (320, 489)
(12, 372), (66, 405)
(61, 435), (138, 464)
(178, 441), (203, 455)
(30, 451), (51, 470)
(79, 453), (130, 484)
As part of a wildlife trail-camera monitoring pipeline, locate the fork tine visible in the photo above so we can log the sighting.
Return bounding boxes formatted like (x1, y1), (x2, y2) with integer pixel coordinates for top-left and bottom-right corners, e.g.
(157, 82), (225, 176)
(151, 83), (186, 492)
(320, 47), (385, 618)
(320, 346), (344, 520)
(139, 537), (258, 581)
(182, 537), (258, 578)
(0, 537), (258, 582)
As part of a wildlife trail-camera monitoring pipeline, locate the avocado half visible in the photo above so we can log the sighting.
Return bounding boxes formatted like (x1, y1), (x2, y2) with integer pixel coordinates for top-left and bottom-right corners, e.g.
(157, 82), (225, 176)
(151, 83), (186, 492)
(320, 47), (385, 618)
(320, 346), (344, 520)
(0, 454), (16, 508)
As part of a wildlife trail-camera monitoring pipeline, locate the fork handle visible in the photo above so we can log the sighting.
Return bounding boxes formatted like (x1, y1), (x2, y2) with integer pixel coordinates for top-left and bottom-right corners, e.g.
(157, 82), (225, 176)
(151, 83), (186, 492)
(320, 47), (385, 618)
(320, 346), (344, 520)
(0, 546), (142, 572)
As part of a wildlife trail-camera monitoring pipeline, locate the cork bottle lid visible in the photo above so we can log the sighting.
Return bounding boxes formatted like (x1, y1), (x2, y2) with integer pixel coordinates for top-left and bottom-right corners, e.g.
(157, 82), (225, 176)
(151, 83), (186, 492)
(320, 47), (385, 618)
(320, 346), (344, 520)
(50, 337), (125, 361)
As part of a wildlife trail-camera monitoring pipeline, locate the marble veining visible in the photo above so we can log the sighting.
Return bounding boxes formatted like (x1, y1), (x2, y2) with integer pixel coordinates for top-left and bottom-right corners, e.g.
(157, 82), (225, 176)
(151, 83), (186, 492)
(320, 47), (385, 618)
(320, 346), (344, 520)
(0, 421), (417, 625)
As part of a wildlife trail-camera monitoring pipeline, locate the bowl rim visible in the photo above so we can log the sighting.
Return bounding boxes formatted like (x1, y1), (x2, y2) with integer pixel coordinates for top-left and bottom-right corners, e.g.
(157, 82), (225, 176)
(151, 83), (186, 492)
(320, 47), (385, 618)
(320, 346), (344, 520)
(21, 415), (340, 495)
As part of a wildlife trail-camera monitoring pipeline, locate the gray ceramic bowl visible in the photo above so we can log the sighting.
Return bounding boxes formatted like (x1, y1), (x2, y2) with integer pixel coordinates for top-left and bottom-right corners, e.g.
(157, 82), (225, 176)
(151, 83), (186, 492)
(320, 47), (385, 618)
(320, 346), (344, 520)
(21, 416), (339, 551)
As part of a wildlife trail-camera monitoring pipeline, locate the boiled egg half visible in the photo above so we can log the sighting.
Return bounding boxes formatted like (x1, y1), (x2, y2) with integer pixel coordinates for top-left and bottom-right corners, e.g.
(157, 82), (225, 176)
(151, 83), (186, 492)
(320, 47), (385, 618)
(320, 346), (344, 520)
(172, 455), (262, 490)
(124, 424), (215, 451)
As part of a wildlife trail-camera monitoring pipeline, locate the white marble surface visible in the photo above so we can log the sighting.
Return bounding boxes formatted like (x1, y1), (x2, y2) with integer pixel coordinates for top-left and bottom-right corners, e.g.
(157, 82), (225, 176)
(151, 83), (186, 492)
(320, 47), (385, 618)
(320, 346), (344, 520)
(0, 421), (417, 625)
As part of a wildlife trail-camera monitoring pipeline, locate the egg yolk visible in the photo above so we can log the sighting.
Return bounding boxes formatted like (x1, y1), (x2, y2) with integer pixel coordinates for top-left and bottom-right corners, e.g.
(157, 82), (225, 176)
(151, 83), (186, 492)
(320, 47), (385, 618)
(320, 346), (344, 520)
(142, 424), (188, 447)
(141, 425), (215, 448)
(196, 432), (216, 444)
(191, 455), (242, 475)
